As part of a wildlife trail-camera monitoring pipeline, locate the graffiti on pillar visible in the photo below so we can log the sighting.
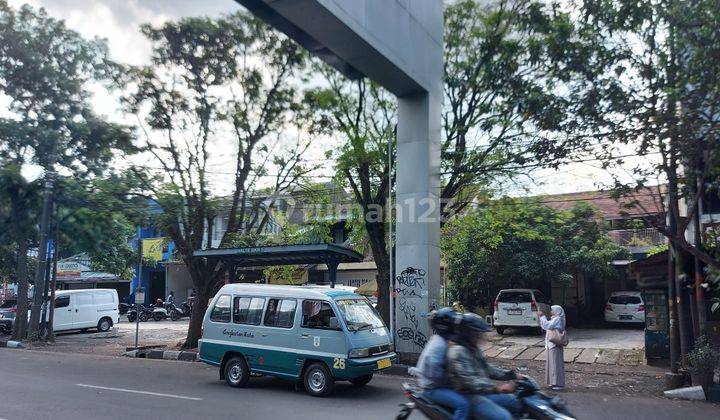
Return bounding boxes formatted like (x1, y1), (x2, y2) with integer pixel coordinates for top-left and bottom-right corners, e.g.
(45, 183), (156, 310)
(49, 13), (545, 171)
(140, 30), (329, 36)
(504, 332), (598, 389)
(397, 327), (428, 348)
(395, 266), (428, 349)
(396, 267), (426, 297)
(398, 297), (418, 329)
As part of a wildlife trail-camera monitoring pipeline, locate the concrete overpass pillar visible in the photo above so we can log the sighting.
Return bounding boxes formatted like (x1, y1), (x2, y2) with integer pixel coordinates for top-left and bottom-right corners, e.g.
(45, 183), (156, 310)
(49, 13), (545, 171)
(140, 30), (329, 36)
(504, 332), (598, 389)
(394, 91), (441, 360)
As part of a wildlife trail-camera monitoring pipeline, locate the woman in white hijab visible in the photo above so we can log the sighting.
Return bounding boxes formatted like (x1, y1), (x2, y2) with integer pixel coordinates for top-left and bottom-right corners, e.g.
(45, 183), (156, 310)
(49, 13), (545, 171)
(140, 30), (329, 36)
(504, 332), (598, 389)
(538, 305), (566, 391)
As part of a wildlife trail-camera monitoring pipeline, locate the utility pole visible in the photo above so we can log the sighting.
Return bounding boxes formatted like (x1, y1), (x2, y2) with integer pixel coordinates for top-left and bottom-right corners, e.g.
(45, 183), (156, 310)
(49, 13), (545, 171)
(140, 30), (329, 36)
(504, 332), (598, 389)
(29, 139), (59, 338)
(667, 200), (680, 374)
(48, 204), (61, 340)
(693, 178), (707, 337)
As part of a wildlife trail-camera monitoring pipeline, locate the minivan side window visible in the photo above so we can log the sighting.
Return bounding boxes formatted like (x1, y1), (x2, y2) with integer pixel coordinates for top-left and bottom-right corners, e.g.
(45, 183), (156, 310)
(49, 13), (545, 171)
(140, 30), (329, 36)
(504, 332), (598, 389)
(301, 300), (338, 329)
(55, 296), (70, 308)
(233, 297), (265, 325)
(210, 295), (231, 323)
(264, 298), (297, 328)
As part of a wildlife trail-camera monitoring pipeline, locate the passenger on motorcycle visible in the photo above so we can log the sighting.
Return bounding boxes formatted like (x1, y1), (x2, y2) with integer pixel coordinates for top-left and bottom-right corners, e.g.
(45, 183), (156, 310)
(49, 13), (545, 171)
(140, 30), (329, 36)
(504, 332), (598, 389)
(447, 313), (523, 420)
(408, 308), (470, 420)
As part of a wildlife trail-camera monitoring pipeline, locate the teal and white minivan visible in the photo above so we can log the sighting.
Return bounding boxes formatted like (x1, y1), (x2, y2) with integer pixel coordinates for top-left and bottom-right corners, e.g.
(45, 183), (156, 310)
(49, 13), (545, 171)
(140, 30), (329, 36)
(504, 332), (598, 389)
(199, 284), (396, 396)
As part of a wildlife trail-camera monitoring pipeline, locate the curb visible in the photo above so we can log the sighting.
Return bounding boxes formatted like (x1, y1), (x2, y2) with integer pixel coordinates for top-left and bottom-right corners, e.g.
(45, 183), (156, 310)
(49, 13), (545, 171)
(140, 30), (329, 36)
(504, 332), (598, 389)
(124, 349), (197, 362)
(0, 340), (25, 348)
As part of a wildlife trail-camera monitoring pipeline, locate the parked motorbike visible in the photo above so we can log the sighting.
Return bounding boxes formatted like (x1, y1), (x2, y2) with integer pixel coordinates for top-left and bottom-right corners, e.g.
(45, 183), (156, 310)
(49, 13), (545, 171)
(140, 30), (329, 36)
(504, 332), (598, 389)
(396, 376), (576, 420)
(126, 304), (152, 323)
(119, 302), (131, 316)
(152, 301), (173, 321)
(168, 301), (192, 321)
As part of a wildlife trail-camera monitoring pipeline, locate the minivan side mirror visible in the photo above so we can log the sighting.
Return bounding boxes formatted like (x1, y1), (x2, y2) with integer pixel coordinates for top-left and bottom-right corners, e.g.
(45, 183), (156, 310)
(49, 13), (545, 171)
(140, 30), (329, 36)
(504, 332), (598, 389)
(328, 317), (341, 330)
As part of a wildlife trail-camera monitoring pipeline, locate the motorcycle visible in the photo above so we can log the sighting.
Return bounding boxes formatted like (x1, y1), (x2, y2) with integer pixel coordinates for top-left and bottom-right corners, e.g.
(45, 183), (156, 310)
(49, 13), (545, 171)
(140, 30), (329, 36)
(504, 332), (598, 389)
(152, 300), (173, 321)
(119, 302), (131, 316)
(127, 304), (152, 323)
(168, 300), (192, 321)
(396, 376), (576, 420)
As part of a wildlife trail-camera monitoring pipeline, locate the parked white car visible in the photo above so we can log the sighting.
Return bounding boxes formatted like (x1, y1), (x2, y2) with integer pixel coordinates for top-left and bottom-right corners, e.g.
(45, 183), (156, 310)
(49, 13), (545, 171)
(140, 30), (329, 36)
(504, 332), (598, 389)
(50, 289), (119, 333)
(492, 289), (552, 335)
(604, 291), (645, 324)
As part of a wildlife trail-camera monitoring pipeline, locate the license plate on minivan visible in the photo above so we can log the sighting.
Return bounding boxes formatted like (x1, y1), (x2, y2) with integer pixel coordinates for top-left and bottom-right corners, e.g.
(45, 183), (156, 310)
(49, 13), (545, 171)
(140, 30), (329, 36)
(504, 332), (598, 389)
(620, 315), (632, 320)
(377, 358), (391, 369)
(506, 309), (522, 315)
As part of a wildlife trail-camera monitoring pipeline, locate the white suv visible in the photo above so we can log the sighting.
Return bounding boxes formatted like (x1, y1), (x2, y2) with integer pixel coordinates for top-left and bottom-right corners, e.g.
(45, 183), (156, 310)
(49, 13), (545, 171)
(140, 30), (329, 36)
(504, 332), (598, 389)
(492, 289), (552, 335)
(604, 291), (645, 324)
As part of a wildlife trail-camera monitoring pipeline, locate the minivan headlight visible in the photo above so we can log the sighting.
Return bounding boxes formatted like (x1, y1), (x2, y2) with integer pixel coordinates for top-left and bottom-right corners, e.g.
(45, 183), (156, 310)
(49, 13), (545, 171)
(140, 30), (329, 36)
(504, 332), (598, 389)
(349, 348), (369, 358)
(389, 342), (395, 352)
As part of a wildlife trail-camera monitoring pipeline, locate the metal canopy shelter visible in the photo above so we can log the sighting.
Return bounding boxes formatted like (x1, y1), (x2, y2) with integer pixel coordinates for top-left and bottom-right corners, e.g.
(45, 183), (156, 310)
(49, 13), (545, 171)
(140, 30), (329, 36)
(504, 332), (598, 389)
(192, 243), (363, 288)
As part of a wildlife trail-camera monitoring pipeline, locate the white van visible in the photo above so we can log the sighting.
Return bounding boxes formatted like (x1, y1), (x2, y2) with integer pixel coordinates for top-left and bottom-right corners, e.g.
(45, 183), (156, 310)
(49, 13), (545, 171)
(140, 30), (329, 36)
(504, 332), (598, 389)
(50, 289), (119, 333)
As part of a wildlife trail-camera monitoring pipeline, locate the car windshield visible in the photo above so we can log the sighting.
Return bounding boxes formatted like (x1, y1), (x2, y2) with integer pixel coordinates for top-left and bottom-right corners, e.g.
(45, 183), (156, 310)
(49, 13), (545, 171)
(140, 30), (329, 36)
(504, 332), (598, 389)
(0, 300), (17, 309)
(609, 295), (641, 305)
(335, 298), (385, 331)
(498, 292), (532, 303)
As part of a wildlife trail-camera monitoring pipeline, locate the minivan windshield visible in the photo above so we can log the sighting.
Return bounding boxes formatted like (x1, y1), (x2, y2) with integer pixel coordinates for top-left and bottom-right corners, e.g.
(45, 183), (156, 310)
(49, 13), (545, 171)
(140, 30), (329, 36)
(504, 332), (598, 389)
(335, 298), (385, 331)
(498, 291), (532, 303)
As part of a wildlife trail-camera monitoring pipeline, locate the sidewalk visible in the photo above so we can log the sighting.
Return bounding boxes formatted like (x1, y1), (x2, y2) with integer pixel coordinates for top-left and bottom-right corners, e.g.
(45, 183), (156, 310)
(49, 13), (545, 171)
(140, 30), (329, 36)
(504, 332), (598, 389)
(482, 327), (645, 366)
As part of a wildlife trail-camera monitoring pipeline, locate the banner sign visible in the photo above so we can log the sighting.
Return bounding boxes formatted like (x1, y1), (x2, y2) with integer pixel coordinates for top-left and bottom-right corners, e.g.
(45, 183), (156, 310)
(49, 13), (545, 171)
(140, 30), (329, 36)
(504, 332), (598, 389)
(142, 238), (166, 261)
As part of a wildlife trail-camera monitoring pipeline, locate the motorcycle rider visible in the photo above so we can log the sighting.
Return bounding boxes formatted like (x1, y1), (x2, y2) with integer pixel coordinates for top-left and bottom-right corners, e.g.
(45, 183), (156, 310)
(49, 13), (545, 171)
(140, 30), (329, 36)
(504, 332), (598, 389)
(166, 291), (175, 305)
(409, 308), (470, 420)
(447, 312), (523, 420)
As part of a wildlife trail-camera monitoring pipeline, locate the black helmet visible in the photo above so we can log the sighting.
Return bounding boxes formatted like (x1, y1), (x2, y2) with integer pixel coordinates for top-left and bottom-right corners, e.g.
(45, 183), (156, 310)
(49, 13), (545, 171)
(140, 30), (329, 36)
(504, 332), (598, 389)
(428, 307), (459, 338)
(459, 312), (493, 333)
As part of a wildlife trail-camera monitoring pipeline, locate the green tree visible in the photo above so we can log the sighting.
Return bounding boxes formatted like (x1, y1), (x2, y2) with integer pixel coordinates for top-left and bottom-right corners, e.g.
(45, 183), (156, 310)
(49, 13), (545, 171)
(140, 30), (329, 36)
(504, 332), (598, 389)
(122, 13), (321, 348)
(442, 201), (627, 314)
(306, 0), (586, 323)
(0, 1), (135, 338)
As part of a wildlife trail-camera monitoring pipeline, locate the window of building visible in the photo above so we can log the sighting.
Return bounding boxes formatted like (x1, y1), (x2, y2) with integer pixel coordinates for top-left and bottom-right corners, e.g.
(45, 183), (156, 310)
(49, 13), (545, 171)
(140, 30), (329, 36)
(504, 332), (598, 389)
(210, 295), (231, 323)
(264, 298), (297, 328)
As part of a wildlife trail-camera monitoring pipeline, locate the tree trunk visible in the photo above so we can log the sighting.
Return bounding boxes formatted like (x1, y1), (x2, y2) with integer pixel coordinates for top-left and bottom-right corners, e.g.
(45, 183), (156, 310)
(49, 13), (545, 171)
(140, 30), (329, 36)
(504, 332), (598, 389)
(182, 258), (222, 349)
(366, 220), (390, 325)
(12, 237), (29, 341)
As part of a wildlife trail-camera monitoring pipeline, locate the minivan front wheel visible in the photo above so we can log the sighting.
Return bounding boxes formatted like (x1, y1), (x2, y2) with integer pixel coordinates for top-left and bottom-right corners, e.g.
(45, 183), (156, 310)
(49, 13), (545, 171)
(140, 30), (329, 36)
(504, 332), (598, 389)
(97, 317), (112, 332)
(224, 357), (250, 388)
(304, 362), (334, 397)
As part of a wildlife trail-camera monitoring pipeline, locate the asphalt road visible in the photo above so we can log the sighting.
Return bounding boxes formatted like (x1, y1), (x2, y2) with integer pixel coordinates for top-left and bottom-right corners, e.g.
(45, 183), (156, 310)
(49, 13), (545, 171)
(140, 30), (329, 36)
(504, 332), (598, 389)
(0, 349), (717, 420)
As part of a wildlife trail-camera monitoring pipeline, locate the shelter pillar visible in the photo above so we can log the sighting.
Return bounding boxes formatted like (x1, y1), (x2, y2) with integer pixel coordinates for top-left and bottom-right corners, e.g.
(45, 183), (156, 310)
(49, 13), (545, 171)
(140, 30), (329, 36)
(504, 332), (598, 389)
(394, 91), (441, 361)
(328, 261), (338, 288)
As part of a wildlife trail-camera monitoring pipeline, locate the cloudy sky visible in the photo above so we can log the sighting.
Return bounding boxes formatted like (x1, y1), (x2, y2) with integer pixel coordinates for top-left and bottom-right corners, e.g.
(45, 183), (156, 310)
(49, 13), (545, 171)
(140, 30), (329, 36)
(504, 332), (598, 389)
(7, 0), (649, 196)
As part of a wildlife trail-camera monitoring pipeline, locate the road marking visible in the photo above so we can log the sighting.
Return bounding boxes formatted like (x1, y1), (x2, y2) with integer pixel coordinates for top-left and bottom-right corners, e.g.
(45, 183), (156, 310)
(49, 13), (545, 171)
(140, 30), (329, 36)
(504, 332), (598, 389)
(75, 384), (202, 401)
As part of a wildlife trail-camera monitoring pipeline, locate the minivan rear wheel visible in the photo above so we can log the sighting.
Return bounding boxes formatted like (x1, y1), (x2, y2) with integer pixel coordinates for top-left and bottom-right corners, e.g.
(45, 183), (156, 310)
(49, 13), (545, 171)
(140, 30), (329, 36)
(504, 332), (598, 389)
(97, 317), (112, 332)
(224, 357), (250, 388)
(304, 362), (334, 397)
(496, 326), (505, 335)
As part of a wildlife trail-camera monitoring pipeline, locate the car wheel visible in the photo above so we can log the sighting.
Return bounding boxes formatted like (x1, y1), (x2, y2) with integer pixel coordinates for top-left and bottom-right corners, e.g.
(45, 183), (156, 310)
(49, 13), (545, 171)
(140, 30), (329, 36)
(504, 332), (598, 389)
(304, 362), (334, 397)
(349, 373), (373, 387)
(496, 327), (505, 335)
(224, 356), (250, 388)
(97, 318), (112, 332)
(153, 312), (164, 322)
(536, 327), (544, 336)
